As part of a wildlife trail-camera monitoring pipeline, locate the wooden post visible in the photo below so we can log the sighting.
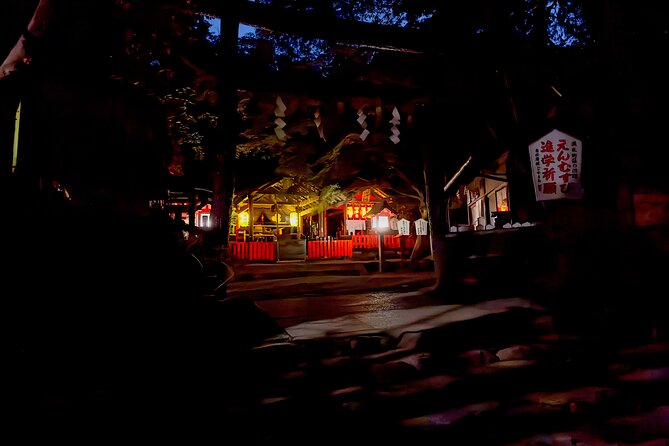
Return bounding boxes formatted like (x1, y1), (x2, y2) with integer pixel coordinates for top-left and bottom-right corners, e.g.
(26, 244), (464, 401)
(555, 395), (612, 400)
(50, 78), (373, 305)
(378, 231), (384, 272)
(248, 193), (254, 240)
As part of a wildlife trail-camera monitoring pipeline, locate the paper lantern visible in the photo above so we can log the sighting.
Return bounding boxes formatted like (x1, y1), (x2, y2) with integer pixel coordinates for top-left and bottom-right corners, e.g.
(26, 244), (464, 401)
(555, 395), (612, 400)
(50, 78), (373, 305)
(239, 211), (250, 227)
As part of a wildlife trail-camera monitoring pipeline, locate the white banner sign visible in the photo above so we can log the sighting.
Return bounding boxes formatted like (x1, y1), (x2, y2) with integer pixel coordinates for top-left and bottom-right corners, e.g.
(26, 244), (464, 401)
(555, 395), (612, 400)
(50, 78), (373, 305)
(528, 129), (584, 201)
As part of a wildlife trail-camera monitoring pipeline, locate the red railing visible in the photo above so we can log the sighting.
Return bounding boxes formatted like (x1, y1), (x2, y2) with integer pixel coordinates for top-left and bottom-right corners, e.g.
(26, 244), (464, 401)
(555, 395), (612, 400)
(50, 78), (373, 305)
(228, 235), (416, 262)
(352, 234), (416, 249)
(228, 241), (277, 262)
(307, 239), (352, 259)
(352, 234), (378, 248)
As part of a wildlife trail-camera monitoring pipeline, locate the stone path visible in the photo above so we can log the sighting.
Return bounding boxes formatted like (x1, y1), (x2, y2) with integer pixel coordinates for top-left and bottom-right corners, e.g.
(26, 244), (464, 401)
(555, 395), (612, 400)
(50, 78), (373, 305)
(241, 297), (669, 445)
(215, 259), (669, 445)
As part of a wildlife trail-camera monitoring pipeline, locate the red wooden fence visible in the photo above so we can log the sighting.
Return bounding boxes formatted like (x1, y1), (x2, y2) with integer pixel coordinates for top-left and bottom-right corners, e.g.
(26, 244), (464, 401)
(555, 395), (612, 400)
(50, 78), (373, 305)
(228, 241), (277, 262)
(352, 234), (378, 248)
(228, 235), (416, 262)
(307, 239), (352, 259)
(352, 234), (416, 249)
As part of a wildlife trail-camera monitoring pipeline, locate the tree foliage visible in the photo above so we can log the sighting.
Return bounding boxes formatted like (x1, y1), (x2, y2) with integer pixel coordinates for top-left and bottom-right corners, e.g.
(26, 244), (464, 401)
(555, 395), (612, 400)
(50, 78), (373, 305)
(107, 0), (224, 186)
(2, 0), (599, 221)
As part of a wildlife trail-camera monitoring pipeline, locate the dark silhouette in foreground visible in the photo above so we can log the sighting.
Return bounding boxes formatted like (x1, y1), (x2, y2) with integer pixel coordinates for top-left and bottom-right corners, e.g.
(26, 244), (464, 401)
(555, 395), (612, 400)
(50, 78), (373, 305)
(1, 175), (284, 440)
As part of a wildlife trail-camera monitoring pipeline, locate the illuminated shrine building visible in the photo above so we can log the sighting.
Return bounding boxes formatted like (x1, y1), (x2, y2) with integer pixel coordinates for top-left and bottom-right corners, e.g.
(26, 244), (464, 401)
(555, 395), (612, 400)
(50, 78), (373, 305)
(346, 203), (374, 220)
(343, 188), (390, 235)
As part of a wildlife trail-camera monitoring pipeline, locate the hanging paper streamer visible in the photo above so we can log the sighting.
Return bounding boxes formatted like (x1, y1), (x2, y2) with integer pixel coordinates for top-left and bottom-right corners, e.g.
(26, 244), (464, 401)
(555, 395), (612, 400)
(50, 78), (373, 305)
(357, 107), (370, 141)
(389, 107), (400, 144)
(274, 95), (287, 141)
(274, 95), (286, 117)
(314, 107), (326, 141)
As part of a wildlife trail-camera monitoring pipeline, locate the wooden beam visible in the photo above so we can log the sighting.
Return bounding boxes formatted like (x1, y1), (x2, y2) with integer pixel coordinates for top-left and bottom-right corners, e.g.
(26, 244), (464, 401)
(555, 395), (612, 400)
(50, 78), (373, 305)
(236, 68), (426, 102)
(199, 1), (428, 54)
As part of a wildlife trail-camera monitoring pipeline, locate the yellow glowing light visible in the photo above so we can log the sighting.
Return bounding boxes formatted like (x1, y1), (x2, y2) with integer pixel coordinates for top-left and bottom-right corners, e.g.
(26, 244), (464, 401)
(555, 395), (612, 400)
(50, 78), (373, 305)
(239, 211), (250, 227)
(12, 102), (21, 173)
(289, 212), (298, 227)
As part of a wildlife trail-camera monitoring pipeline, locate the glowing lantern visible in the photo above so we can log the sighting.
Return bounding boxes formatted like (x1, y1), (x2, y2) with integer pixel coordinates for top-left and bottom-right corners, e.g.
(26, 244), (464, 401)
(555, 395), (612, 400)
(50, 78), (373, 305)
(289, 212), (298, 227)
(239, 211), (250, 227)
(366, 201), (396, 273)
(373, 215), (389, 230)
(367, 201), (396, 233)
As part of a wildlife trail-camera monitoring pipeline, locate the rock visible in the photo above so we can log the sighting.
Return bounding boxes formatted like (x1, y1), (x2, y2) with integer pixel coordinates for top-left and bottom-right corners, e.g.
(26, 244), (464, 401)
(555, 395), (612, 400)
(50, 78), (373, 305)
(618, 367), (669, 383)
(370, 361), (419, 386)
(397, 352), (432, 371)
(400, 400), (500, 428)
(496, 344), (547, 361)
(522, 386), (619, 408)
(607, 406), (669, 443)
(458, 349), (499, 368)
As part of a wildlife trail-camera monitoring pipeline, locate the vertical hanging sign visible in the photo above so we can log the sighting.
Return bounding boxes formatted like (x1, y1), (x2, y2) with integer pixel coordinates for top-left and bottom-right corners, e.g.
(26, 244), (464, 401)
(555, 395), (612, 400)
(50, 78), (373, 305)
(397, 218), (411, 236)
(414, 218), (428, 235)
(528, 129), (584, 201)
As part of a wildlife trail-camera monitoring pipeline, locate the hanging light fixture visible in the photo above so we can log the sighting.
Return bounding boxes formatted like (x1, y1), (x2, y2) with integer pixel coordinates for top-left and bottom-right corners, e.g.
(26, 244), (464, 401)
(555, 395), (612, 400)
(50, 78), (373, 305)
(239, 210), (250, 227)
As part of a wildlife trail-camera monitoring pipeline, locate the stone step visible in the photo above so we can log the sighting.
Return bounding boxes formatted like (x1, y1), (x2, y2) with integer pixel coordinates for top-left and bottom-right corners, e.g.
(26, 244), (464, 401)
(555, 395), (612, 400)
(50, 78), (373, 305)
(243, 297), (669, 444)
(227, 272), (436, 301)
(231, 261), (370, 281)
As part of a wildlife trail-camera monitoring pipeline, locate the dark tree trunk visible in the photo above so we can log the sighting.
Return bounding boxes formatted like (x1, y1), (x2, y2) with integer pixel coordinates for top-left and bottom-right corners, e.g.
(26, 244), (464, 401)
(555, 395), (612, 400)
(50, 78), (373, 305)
(211, 1), (241, 247)
(414, 100), (465, 297)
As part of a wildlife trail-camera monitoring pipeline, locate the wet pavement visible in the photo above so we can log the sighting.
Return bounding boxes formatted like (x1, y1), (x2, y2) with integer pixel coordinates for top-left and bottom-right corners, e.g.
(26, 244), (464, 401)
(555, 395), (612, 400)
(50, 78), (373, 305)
(227, 259), (438, 327)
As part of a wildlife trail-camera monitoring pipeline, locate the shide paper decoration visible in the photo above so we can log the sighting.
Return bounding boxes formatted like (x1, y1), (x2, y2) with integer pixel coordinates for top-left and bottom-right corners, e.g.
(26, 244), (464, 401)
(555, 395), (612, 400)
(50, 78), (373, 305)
(389, 107), (400, 144)
(357, 107), (370, 141)
(314, 107), (325, 141)
(274, 95), (287, 141)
